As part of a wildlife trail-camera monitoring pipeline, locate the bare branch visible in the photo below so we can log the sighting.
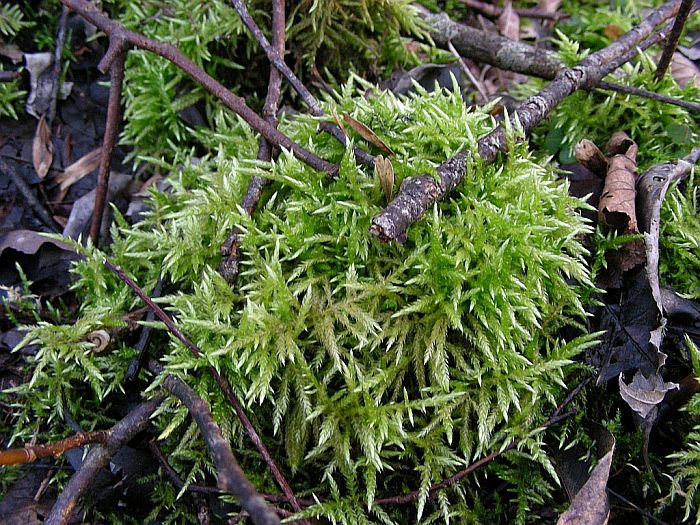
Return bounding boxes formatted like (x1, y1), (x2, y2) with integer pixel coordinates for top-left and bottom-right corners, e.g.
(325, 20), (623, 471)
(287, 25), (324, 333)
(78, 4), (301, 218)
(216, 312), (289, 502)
(60, 0), (337, 175)
(0, 431), (108, 466)
(371, 0), (687, 243)
(45, 396), (165, 525)
(655, 0), (694, 80)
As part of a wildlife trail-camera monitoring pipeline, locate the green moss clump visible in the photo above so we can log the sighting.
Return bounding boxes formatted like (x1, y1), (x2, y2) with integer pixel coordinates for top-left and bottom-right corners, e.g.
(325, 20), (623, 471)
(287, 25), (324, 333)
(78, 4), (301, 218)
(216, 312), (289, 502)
(13, 81), (598, 523)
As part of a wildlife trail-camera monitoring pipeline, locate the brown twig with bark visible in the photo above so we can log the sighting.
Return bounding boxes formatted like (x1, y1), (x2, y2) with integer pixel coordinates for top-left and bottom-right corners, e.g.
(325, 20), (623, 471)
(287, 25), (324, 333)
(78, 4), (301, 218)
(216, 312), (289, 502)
(44, 396), (165, 525)
(371, 0), (688, 243)
(228, 0), (375, 167)
(103, 259), (306, 517)
(0, 431), (108, 466)
(89, 48), (125, 245)
(153, 363), (282, 525)
(655, 0), (694, 80)
(60, 0), (337, 176)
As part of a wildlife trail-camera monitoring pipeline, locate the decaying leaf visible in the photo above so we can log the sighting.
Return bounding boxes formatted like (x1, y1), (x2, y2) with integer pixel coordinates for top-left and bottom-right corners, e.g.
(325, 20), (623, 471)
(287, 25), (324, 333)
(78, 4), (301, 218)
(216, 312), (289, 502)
(575, 139), (607, 178)
(55, 148), (102, 191)
(538, 0), (562, 14)
(598, 132), (638, 233)
(619, 371), (678, 419)
(343, 113), (395, 156)
(497, 2), (520, 41)
(670, 51), (700, 88)
(375, 155), (395, 203)
(24, 52), (54, 118)
(0, 41), (23, 64)
(557, 437), (614, 525)
(603, 24), (624, 40)
(331, 111), (347, 136)
(32, 114), (53, 179)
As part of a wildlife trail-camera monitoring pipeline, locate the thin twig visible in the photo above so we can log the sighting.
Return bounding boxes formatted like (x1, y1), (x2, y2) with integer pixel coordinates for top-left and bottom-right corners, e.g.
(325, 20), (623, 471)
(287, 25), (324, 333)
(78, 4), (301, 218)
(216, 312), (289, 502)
(149, 438), (223, 495)
(374, 379), (586, 507)
(0, 71), (22, 82)
(48, 6), (70, 125)
(60, 0), (337, 176)
(371, 0), (686, 243)
(156, 367), (281, 525)
(446, 40), (488, 102)
(89, 47), (126, 245)
(0, 158), (61, 232)
(608, 489), (671, 525)
(45, 396), (165, 525)
(103, 260), (305, 516)
(0, 431), (108, 466)
(124, 275), (163, 382)
(655, 0), (694, 80)
(597, 80), (700, 112)
(228, 0), (375, 167)
(459, 0), (569, 20)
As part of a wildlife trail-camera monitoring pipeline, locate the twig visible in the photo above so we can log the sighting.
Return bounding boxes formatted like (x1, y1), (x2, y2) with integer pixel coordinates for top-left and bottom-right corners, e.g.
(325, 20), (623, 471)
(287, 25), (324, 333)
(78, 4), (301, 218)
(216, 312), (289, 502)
(60, 0), (337, 176)
(48, 6), (70, 125)
(45, 396), (165, 525)
(0, 70), (22, 82)
(89, 48), (126, 245)
(0, 158), (61, 232)
(374, 378), (586, 507)
(597, 80), (700, 112)
(458, 0), (569, 20)
(103, 259), (305, 516)
(156, 368), (281, 525)
(0, 431), (108, 466)
(228, 0), (375, 167)
(608, 489), (670, 525)
(219, 0), (286, 285)
(124, 275), (163, 381)
(371, 0), (686, 243)
(655, 0), (694, 80)
(446, 40), (488, 102)
(149, 438), (223, 495)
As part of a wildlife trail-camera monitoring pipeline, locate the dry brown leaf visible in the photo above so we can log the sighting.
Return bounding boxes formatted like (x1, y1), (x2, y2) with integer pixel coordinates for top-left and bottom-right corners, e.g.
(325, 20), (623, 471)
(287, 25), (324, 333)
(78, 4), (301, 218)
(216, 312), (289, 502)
(598, 132), (638, 233)
(619, 371), (679, 419)
(670, 51), (700, 88)
(557, 445), (614, 525)
(55, 148), (102, 191)
(575, 139), (607, 178)
(375, 155), (395, 203)
(342, 114), (395, 156)
(603, 24), (624, 40)
(32, 114), (53, 179)
(497, 2), (520, 41)
(332, 111), (347, 136)
(538, 0), (562, 13)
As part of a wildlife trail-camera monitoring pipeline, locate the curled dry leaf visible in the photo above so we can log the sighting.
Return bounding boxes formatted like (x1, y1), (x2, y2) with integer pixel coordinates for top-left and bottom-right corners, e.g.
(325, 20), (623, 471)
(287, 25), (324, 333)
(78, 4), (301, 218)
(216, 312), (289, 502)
(575, 139), (608, 178)
(32, 114), (53, 179)
(497, 2), (520, 41)
(375, 155), (395, 203)
(598, 132), (638, 232)
(55, 148), (102, 191)
(343, 114), (395, 156)
(619, 371), (679, 419)
(670, 51), (700, 88)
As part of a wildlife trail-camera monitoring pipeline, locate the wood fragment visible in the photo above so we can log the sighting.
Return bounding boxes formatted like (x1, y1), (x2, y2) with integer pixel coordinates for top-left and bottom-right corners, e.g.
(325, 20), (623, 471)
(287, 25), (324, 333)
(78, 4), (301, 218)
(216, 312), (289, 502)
(575, 139), (608, 178)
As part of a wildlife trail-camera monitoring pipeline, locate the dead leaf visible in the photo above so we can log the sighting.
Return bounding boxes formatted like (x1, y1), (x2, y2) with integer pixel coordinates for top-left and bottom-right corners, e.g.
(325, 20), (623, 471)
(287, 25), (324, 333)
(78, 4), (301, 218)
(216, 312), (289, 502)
(619, 371), (678, 419)
(24, 52), (53, 118)
(497, 2), (520, 41)
(598, 132), (638, 233)
(538, 0), (562, 13)
(332, 111), (347, 136)
(557, 442), (614, 525)
(55, 148), (102, 190)
(603, 24), (624, 40)
(575, 140), (607, 178)
(343, 114), (395, 156)
(32, 114), (54, 179)
(670, 51), (700, 88)
(375, 155), (395, 203)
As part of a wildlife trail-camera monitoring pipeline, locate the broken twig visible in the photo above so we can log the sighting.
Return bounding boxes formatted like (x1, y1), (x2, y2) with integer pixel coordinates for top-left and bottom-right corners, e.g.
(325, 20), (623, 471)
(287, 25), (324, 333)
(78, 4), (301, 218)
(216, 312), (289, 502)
(655, 0), (694, 81)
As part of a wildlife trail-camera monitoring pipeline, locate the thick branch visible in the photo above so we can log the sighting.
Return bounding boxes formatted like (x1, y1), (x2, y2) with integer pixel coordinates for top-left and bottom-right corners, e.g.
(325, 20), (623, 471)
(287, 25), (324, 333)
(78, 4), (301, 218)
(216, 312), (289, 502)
(155, 366), (281, 525)
(60, 0), (337, 175)
(45, 396), (165, 525)
(371, 0), (686, 243)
